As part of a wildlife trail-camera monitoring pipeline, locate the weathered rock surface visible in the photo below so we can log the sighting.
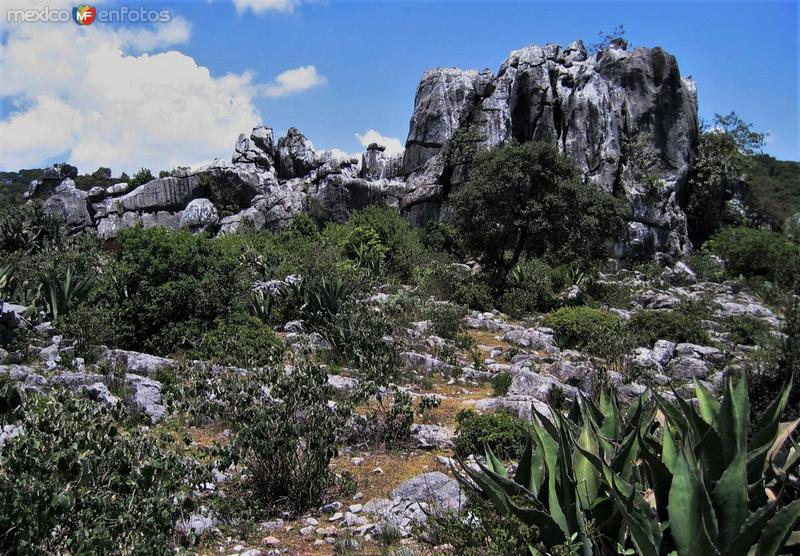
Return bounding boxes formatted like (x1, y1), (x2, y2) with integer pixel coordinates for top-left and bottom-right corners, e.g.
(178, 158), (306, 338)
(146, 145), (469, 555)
(25, 40), (699, 260)
(401, 40), (698, 259)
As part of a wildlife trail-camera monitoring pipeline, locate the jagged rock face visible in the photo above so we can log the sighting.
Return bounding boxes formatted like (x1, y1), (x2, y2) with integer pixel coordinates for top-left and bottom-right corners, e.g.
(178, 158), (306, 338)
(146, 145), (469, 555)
(360, 144), (403, 181)
(277, 127), (322, 179)
(42, 178), (92, 232)
(26, 41), (699, 260)
(401, 40), (698, 259)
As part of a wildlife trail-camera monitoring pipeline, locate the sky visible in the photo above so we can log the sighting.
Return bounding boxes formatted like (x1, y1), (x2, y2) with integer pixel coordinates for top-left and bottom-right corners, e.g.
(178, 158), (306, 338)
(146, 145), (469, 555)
(0, 0), (797, 175)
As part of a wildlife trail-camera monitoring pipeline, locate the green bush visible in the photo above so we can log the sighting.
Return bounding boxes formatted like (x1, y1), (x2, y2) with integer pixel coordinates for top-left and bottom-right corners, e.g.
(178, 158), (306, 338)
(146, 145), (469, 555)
(500, 258), (555, 318)
(453, 409), (525, 461)
(491, 372), (512, 396)
(626, 309), (710, 347)
(128, 167), (155, 188)
(723, 315), (773, 346)
(188, 314), (284, 368)
(345, 207), (423, 280)
(229, 361), (349, 515)
(707, 226), (800, 290)
(0, 385), (202, 554)
(452, 276), (494, 311)
(542, 306), (620, 354)
(102, 226), (251, 356)
(422, 222), (466, 259)
(427, 303), (467, 341)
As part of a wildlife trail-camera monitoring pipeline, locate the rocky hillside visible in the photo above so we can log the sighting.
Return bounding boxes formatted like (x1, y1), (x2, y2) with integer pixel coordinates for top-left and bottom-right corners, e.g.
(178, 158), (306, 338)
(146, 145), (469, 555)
(27, 39), (698, 261)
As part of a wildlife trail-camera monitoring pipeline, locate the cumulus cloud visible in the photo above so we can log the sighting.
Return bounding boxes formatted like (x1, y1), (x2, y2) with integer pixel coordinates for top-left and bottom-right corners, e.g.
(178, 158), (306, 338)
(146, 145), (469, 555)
(261, 65), (327, 97)
(114, 17), (192, 53)
(233, 0), (304, 14)
(355, 130), (405, 156)
(0, 10), (326, 174)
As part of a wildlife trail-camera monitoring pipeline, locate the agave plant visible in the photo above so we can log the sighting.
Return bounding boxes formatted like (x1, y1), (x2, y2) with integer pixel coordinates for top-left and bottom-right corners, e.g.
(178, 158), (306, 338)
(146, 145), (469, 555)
(250, 288), (274, 324)
(300, 276), (351, 323)
(457, 378), (800, 555)
(0, 264), (16, 298)
(40, 267), (95, 320)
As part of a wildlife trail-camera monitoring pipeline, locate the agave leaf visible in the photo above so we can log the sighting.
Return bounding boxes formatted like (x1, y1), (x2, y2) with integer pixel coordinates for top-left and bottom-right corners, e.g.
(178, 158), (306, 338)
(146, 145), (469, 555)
(599, 389), (622, 441)
(748, 381), (793, 484)
(694, 379), (720, 427)
(725, 503), (776, 556)
(485, 443), (509, 477)
(507, 498), (568, 548)
(756, 499), (800, 556)
(662, 421), (678, 474)
(765, 418), (800, 467)
(606, 475), (662, 556)
(514, 430), (546, 496)
(455, 457), (511, 515)
(718, 376), (750, 467)
(639, 432), (672, 522)
(668, 449), (719, 556)
(529, 416), (570, 537)
(610, 425), (641, 480)
(574, 419), (600, 510)
(711, 451), (748, 551)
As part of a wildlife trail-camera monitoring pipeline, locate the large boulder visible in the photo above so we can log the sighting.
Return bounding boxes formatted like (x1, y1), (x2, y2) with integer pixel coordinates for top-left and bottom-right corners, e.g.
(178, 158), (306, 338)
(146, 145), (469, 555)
(277, 128), (321, 179)
(360, 143), (403, 180)
(401, 40), (698, 259)
(41, 178), (92, 231)
(179, 198), (219, 232)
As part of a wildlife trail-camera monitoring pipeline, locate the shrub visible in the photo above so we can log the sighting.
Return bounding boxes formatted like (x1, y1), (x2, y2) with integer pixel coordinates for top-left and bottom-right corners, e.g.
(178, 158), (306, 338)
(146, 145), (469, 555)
(491, 372), (512, 396)
(187, 314), (284, 368)
(346, 207), (423, 280)
(452, 276), (494, 311)
(542, 306), (620, 354)
(457, 381), (800, 555)
(500, 258), (555, 318)
(723, 315), (773, 346)
(707, 226), (800, 290)
(104, 226), (250, 356)
(128, 167), (155, 188)
(453, 409), (526, 461)
(228, 361), (349, 515)
(427, 303), (467, 341)
(0, 385), (202, 554)
(422, 222), (466, 259)
(626, 309), (710, 347)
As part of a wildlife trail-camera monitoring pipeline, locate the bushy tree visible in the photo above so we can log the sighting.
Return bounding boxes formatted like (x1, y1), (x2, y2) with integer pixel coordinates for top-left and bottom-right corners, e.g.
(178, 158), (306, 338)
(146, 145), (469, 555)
(452, 142), (627, 274)
(686, 112), (767, 245)
(128, 167), (155, 188)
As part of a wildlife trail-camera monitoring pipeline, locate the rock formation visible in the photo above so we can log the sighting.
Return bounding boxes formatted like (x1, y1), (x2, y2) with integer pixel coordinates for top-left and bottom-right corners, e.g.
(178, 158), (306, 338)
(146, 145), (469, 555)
(27, 40), (699, 260)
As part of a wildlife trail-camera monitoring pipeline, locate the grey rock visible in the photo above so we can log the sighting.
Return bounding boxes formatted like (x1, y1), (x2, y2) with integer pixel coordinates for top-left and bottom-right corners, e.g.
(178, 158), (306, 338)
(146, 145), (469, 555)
(85, 382), (120, 407)
(389, 471), (463, 513)
(179, 198), (219, 232)
(0, 424), (23, 447)
(42, 178), (92, 231)
(327, 374), (358, 392)
(0, 364), (47, 393)
(508, 368), (580, 402)
(360, 143), (403, 180)
(0, 302), (21, 331)
(401, 42), (697, 258)
(102, 349), (175, 376)
(666, 356), (709, 380)
(401, 351), (456, 375)
(175, 512), (218, 537)
(124, 374), (167, 423)
(410, 423), (454, 449)
(474, 396), (553, 422)
(277, 128), (320, 179)
(502, 327), (558, 350)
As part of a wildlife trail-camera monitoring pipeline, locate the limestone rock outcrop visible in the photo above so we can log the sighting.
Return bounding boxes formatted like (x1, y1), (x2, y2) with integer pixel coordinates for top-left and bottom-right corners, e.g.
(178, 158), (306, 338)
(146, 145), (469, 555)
(401, 40), (698, 259)
(25, 40), (700, 260)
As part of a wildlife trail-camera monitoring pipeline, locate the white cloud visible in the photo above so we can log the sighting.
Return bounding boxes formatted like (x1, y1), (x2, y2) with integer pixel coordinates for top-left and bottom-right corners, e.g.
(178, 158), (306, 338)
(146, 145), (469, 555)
(114, 17), (192, 53)
(261, 65), (327, 97)
(233, 0), (304, 14)
(355, 130), (405, 156)
(0, 12), (327, 174)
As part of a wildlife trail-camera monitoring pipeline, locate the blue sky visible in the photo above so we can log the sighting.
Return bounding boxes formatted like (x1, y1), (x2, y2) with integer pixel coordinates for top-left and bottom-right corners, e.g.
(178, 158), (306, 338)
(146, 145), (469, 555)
(0, 0), (797, 174)
(181, 0), (799, 160)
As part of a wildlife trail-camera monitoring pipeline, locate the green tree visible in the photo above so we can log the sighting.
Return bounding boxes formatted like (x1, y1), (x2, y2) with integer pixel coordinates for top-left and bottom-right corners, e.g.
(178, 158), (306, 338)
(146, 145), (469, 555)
(686, 112), (767, 245)
(452, 141), (627, 274)
(128, 167), (155, 188)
